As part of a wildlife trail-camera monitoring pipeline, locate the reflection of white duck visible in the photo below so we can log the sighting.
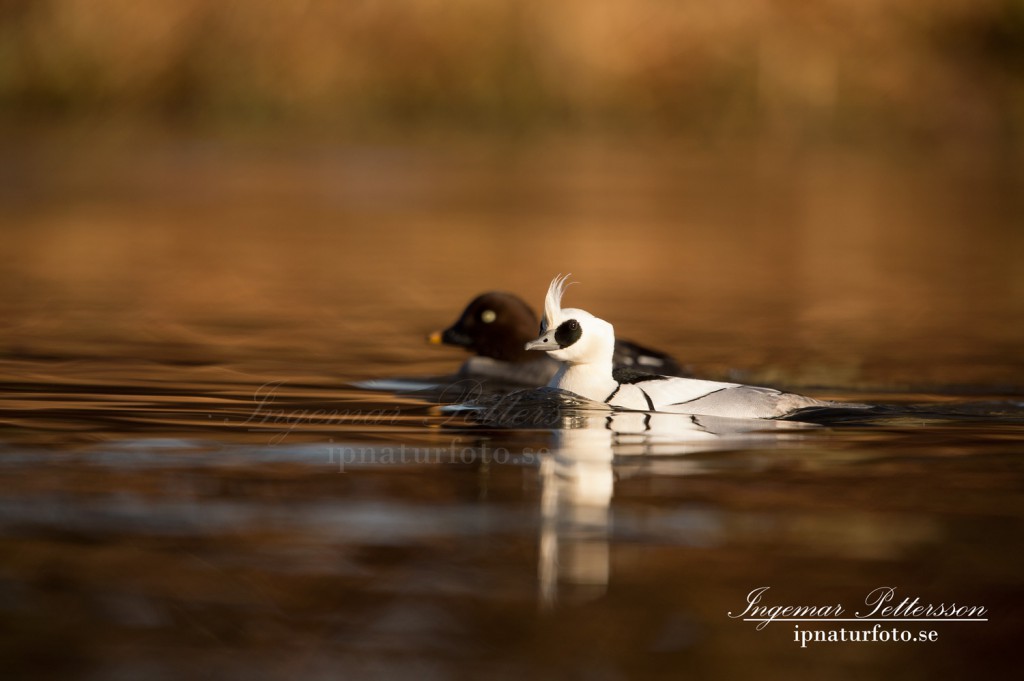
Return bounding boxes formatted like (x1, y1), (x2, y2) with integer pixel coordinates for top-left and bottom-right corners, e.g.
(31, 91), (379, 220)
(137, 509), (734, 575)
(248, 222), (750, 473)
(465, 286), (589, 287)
(591, 409), (818, 456)
(539, 424), (614, 609)
(526, 275), (841, 420)
(537, 408), (817, 608)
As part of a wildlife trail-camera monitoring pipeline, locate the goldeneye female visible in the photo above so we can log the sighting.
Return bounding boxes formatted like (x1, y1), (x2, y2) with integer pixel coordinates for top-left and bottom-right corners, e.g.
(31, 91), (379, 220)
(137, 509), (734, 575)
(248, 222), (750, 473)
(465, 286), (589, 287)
(430, 291), (686, 385)
(524, 275), (832, 419)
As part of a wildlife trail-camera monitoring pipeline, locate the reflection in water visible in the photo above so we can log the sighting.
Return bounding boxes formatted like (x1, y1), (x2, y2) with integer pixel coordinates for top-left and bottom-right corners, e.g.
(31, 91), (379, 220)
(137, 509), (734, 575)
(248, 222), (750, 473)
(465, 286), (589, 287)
(0, 386), (1021, 678)
(539, 425), (614, 608)
(1, 136), (1022, 677)
(538, 410), (816, 608)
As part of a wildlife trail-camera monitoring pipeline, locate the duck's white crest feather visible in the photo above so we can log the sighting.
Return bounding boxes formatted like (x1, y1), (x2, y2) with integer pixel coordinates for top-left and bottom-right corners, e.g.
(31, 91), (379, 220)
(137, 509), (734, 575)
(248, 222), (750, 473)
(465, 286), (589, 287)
(544, 273), (574, 328)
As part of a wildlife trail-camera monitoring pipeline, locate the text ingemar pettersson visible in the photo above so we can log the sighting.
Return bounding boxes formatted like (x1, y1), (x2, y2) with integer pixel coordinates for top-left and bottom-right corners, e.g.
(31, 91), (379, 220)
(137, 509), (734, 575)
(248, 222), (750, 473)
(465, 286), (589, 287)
(728, 586), (987, 648)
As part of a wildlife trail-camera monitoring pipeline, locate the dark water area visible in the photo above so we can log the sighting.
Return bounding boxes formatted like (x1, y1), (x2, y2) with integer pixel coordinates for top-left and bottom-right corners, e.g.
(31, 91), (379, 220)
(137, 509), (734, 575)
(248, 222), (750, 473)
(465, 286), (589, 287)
(2, 132), (1024, 679)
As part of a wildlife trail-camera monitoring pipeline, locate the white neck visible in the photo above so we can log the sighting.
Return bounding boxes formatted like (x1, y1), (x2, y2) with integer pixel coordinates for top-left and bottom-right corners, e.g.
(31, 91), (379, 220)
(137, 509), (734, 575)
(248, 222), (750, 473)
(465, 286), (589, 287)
(548, 357), (617, 402)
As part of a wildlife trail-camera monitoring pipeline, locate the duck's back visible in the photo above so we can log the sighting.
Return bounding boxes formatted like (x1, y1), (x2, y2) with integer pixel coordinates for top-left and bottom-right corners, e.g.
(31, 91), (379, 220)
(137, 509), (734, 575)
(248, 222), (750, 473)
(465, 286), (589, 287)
(606, 371), (825, 419)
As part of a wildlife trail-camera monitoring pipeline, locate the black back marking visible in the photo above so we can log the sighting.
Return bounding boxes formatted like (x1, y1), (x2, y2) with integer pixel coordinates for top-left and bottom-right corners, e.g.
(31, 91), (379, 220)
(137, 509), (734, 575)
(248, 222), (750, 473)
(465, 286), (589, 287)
(639, 388), (656, 411)
(554, 319), (582, 348)
(612, 366), (666, 384)
(613, 339), (687, 377)
(668, 387), (728, 407)
(604, 384), (621, 403)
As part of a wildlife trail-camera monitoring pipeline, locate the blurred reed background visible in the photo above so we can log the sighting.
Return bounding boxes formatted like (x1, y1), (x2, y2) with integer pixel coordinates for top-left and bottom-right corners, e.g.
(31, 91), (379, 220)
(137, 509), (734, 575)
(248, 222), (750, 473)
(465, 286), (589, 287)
(1, 0), (1021, 143)
(0, 0), (1019, 140)
(1, 0), (1023, 391)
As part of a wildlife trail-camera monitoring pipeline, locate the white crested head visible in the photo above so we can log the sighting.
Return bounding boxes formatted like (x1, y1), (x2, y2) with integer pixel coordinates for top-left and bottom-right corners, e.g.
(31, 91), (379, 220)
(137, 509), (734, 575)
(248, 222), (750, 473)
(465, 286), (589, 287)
(525, 275), (615, 365)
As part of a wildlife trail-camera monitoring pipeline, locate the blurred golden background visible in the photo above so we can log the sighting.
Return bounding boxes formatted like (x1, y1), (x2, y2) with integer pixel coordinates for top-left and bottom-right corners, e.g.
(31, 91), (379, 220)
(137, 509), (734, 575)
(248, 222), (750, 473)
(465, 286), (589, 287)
(1, 0), (1022, 390)
(2, 0), (1022, 142)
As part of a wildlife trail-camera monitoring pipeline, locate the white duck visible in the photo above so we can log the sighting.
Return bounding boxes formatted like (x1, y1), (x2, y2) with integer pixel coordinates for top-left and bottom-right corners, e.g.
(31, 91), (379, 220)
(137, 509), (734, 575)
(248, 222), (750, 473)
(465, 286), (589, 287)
(524, 274), (832, 420)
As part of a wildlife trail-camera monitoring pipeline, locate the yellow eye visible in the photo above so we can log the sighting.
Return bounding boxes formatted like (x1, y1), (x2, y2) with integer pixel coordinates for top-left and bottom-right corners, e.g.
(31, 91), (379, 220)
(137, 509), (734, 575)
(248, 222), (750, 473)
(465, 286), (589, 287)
(481, 309), (497, 323)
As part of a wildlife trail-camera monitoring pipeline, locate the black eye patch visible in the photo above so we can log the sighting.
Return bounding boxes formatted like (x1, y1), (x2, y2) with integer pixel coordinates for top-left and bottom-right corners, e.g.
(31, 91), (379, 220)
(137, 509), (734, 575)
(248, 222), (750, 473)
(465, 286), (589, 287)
(554, 319), (582, 348)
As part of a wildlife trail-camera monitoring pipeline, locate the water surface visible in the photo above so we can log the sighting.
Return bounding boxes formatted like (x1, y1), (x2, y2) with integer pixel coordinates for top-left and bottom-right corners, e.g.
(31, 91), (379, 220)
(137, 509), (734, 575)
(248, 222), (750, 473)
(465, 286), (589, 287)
(1, 134), (1023, 679)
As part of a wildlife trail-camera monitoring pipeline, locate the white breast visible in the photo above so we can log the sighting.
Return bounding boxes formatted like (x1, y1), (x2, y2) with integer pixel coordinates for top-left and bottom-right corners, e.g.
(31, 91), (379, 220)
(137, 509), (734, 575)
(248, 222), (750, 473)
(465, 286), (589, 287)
(549, 364), (618, 402)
